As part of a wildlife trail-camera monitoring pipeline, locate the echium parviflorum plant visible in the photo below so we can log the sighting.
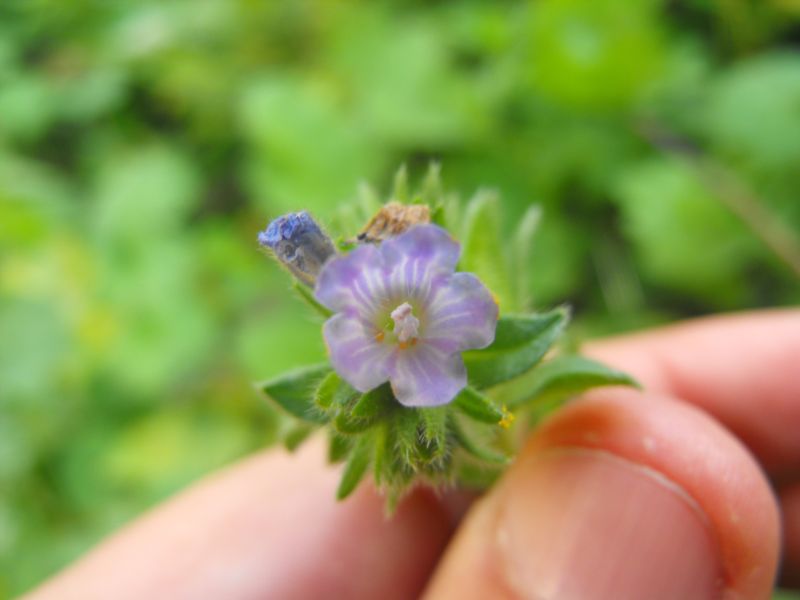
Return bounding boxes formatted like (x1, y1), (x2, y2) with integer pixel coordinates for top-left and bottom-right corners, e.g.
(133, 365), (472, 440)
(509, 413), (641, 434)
(256, 166), (637, 510)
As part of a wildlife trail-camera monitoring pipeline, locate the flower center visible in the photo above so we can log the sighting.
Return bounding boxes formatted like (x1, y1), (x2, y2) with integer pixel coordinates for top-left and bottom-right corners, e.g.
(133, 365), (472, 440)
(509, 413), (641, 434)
(390, 302), (419, 345)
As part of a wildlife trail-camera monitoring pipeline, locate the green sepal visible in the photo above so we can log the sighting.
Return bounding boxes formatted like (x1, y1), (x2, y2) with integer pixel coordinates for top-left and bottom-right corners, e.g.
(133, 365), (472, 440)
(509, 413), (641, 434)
(330, 383), (384, 434)
(463, 308), (569, 389)
(393, 408), (421, 469)
(420, 406), (448, 447)
(260, 364), (331, 423)
(453, 386), (504, 424)
(455, 459), (504, 490)
(291, 280), (333, 318)
(314, 371), (341, 411)
(328, 432), (353, 463)
(460, 189), (514, 310)
(351, 384), (394, 419)
(508, 355), (639, 409)
(334, 409), (379, 434)
(451, 417), (510, 465)
(372, 423), (391, 485)
(283, 422), (314, 451)
(419, 406), (449, 467)
(336, 434), (372, 500)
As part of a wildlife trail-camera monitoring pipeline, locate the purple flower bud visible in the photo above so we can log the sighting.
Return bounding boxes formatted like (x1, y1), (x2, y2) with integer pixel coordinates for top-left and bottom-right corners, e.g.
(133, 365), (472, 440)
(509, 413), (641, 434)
(314, 224), (498, 407)
(258, 211), (336, 286)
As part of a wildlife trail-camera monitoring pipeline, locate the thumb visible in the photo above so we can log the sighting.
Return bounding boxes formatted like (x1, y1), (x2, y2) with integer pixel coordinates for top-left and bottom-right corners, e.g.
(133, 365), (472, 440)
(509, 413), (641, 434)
(424, 392), (779, 600)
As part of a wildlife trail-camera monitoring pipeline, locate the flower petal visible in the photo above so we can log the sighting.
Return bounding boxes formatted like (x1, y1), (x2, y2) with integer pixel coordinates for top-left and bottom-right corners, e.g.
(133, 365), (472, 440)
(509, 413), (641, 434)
(314, 244), (387, 316)
(379, 225), (459, 294)
(424, 272), (499, 353)
(390, 345), (467, 407)
(323, 313), (393, 392)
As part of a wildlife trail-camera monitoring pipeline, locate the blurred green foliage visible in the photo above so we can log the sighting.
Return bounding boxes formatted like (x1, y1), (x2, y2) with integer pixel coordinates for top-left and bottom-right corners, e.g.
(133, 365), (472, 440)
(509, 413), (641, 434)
(1, 0), (799, 596)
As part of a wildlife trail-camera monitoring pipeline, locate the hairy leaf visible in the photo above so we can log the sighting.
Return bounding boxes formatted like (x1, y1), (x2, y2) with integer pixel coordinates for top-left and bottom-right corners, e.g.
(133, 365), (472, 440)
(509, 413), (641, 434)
(509, 355), (638, 409)
(463, 308), (569, 389)
(260, 364), (331, 423)
(451, 417), (510, 465)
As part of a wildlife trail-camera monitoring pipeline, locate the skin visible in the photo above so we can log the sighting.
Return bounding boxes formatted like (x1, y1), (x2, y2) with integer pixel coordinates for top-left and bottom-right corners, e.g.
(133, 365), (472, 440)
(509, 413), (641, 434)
(22, 309), (800, 600)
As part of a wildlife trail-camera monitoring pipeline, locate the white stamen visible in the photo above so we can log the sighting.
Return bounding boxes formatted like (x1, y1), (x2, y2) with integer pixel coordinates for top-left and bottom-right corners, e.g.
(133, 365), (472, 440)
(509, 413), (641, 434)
(391, 302), (419, 343)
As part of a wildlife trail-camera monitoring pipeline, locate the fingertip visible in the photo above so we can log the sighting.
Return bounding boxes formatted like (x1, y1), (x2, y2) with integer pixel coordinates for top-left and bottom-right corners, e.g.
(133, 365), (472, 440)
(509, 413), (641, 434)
(426, 392), (780, 600)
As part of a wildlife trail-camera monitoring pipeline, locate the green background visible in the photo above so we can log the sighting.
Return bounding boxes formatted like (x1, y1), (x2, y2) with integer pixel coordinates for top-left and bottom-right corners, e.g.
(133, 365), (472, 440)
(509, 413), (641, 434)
(1, 0), (799, 596)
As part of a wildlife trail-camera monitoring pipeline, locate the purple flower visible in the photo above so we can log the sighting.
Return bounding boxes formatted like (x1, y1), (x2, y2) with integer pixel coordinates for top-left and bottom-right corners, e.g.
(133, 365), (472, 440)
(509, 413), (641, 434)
(314, 224), (498, 407)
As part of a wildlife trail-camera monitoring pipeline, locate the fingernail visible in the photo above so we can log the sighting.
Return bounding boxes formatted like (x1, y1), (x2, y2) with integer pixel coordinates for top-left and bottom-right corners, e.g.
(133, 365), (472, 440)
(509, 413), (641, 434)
(492, 448), (724, 600)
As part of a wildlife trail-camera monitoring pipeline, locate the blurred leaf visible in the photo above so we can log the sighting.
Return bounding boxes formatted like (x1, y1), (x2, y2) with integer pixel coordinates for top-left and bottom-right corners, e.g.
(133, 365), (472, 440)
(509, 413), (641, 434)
(92, 145), (200, 242)
(327, 10), (483, 146)
(526, 0), (666, 109)
(615, 158), (763, 305)
(0, 73), (55, 141)
(239, 75), (379, 214)
(706, 53), (800, 170)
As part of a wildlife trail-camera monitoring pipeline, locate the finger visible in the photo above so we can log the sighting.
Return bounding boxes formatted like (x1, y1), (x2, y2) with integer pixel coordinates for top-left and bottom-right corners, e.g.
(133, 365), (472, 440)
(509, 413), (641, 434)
(425, 392), (780, 600)
(24, 439), (456, 600)
(781, 484), (800, 587)
(585, 309), (800, 479)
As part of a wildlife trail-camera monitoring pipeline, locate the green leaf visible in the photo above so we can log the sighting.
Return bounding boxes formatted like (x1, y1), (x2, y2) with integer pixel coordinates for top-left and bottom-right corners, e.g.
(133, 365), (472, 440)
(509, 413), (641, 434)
(463, 308), (569, 389)
(460, 190), (514, 310)
(291, 281), (333, 318)
(614, 158), (762, 305)
(260, 364), (331, 423)
(336, 435), (372, 500)
(509, 355), (638, 409)
(453, 386), (504, 424)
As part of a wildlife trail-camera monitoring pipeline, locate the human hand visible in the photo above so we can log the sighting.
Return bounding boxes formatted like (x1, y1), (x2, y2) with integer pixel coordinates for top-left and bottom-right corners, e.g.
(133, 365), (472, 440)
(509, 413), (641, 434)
(24, 310), (800, 600)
